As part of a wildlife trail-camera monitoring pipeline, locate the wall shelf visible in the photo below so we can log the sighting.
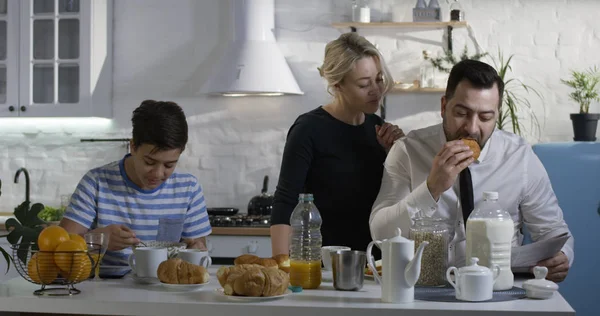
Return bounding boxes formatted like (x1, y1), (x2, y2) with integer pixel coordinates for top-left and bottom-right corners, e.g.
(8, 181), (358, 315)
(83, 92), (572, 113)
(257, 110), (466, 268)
(390, 86), (445, 94)
(331, 21), (468, 30)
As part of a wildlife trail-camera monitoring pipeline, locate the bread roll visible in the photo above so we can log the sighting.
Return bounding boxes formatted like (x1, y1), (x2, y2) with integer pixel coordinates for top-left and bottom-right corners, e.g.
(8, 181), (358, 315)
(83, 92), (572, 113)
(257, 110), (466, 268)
(272, 254), (290, 273)
(233, 267), (265, 297)
(262, 268), (289, 296)
(256, 258), (279, 269)
(228, 266), (290, 297)
(461, 138), (481, 160)
(234, 254), (260, 265)
(218, 264), (265, 293)
(234, 254), (288, 271)
(157, 258), (210, 284)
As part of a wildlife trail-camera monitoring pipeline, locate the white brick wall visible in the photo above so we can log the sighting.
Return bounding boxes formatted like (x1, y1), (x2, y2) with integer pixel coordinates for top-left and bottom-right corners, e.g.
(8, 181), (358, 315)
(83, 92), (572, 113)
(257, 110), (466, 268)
(1, 0), (599, 212)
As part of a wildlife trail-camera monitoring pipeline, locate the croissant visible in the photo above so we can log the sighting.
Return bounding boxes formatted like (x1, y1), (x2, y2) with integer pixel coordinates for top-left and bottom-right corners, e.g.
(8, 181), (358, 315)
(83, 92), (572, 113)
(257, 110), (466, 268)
(229, 266), (289, 297)
(234, 254), (290, 272)
(217, 264), (264, 288)
(234, 254), (260, 265)
(272, 254), (290, 273)
(157, 258), (210, 284)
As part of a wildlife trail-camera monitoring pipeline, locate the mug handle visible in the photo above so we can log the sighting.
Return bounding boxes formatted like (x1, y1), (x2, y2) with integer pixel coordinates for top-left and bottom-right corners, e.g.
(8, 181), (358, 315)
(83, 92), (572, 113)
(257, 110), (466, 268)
(446, 267), (460, 296)
(366, 240), (383, 285)
(492, 264), (501, 283)
(200, 255), (212, 268)
(128, 253), (136, 275)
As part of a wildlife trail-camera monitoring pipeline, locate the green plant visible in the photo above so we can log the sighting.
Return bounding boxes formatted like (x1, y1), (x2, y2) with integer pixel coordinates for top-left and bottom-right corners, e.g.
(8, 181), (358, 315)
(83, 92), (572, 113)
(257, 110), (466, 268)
(491, 50), (543, 137)
(429, 45), (488, 73)
(38, 205), (66, 222)
(0, 201), (47, 271)
(560, 66), (600, 114)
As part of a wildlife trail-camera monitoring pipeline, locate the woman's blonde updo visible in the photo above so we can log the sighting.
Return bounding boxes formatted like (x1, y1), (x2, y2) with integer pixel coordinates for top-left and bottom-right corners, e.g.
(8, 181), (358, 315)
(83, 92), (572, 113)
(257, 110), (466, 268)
(317, 32), (394, 97)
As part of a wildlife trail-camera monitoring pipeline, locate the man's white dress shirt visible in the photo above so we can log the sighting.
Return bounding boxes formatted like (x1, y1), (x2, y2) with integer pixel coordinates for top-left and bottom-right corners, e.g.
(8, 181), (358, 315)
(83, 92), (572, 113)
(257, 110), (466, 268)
(370, 123), (574, 268)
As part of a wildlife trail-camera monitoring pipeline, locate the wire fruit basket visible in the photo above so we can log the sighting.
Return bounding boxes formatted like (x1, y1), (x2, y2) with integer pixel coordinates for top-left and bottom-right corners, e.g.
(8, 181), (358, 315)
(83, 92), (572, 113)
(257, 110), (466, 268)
(12, 242), (102, 296)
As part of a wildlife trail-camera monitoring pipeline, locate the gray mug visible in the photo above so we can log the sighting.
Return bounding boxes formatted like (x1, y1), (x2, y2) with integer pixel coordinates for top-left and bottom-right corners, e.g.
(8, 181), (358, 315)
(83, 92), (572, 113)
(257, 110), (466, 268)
(331, 250), (367, 291)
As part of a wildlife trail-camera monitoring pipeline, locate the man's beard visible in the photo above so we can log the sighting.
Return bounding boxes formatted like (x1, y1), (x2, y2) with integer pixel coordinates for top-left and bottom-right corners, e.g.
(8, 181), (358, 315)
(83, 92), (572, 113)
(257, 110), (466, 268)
(442, 115), (488, 149)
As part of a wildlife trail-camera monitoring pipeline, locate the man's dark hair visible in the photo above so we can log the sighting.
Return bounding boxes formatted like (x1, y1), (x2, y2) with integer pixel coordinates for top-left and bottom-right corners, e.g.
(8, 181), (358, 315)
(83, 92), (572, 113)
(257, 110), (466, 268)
(445, 59), (505, 108)
(131, 100), (188, 152)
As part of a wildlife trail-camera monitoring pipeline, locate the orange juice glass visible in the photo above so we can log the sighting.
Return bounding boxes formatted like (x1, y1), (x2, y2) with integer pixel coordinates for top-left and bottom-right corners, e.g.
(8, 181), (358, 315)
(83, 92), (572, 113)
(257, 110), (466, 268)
(290, 260), (322, 289)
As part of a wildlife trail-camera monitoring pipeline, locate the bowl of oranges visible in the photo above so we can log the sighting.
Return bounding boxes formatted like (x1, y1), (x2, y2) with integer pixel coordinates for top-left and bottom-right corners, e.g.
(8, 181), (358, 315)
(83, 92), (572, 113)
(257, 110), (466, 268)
(11, 226), (102, 296)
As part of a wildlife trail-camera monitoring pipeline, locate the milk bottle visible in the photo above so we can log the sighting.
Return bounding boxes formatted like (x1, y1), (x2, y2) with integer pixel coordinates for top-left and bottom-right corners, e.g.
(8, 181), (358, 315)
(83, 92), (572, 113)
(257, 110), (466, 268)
(465, 191), (514, 291)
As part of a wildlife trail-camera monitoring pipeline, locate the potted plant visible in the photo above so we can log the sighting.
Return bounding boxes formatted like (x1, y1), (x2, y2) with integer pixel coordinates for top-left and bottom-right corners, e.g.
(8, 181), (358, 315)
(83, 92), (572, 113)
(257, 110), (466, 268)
(430, 45), (488, 73)
(561, 66), (600, 141)
(491, 50), (542, 139)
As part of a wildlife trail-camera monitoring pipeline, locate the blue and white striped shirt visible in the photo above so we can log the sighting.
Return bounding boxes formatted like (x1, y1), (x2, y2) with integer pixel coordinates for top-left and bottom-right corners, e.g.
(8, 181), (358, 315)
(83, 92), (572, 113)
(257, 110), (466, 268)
(63, 155), (211, 265)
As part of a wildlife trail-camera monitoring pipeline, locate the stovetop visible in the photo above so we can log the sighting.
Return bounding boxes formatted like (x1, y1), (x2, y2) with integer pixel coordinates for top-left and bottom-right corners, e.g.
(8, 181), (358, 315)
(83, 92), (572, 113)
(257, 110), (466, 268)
(209, 214), (271, 227)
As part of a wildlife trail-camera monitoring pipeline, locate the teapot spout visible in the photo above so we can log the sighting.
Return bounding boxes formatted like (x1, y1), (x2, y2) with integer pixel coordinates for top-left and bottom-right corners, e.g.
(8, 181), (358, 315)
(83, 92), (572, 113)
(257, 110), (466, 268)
(404, 241), (429, 288)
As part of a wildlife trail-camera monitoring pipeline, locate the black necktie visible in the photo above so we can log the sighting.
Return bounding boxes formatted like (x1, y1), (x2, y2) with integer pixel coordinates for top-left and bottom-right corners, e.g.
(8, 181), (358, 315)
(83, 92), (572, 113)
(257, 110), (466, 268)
(460, 167), (474, 223)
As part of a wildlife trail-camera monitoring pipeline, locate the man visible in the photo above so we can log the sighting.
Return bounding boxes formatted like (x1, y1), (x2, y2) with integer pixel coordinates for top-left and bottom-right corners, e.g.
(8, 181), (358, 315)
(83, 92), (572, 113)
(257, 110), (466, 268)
(370, 60), (573, 282)
(60, 100), (211, 266)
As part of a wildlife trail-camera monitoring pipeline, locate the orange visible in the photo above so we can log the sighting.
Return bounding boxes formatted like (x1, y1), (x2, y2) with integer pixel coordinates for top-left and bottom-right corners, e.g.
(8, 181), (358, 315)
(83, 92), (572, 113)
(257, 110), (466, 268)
(38, 226), (70, 251)
(28, 252), (59, 284)
(69, 233), (87, 250)
(53, 240), (87, 274)
(64, 255), (92, 283)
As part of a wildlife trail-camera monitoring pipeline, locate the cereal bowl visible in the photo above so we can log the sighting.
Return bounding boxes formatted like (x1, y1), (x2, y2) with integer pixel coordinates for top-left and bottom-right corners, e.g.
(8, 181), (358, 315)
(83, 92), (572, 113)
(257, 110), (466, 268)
(139, 241), (187, 258)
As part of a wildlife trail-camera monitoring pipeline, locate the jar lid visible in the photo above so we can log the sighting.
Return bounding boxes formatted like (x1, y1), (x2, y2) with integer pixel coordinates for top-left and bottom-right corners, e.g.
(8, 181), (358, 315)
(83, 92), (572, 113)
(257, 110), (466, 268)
(523, 266), (559, 292)
(459, 257), (492, 275)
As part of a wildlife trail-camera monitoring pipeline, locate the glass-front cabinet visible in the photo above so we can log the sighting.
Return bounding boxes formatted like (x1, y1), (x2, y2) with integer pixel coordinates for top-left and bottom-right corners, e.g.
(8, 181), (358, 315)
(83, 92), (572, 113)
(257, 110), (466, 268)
(0, 0), (112, 118)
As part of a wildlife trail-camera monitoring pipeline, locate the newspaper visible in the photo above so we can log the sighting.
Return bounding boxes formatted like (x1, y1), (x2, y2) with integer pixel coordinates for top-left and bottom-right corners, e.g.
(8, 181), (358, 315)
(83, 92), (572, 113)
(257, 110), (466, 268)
(511, 232), (571, 273)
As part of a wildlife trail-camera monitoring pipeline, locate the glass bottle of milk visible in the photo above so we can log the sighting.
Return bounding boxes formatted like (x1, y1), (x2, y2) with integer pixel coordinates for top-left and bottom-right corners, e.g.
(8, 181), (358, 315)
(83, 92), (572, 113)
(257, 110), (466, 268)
(466, 191), (514, 291)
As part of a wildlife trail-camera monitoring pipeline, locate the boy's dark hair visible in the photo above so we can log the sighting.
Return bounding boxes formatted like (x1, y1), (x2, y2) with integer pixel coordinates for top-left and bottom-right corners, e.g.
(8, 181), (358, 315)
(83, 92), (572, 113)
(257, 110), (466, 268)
(445, 59), (505, 108)
(131, 100), (188, 152)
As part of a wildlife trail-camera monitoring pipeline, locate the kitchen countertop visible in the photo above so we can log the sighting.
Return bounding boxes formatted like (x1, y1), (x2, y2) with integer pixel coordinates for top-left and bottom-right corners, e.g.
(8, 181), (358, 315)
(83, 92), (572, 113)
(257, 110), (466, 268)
(211, 227), (270, 236)
(0, 267), (575, 316)
(1, 226), (271, 237)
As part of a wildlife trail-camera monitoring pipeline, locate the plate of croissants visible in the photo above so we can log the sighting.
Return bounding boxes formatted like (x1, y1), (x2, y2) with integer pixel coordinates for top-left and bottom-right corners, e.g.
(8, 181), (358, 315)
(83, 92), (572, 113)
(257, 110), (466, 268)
(157, 258), (211, 292)
(215, 254), (292, 300)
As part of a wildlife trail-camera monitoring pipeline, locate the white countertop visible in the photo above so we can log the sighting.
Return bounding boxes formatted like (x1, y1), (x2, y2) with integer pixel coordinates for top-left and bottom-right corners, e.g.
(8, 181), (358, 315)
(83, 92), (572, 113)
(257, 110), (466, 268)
(0, 267), (575, 316)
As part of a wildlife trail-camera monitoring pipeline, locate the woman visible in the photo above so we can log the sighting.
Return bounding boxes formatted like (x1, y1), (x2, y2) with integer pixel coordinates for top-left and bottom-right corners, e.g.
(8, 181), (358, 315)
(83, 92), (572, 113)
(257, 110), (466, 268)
(270, 33), (404, 256)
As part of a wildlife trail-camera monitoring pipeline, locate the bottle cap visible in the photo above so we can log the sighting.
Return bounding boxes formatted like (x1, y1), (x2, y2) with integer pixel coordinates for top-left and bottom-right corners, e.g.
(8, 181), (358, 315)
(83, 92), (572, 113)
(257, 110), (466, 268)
(482, 191), (499, 200)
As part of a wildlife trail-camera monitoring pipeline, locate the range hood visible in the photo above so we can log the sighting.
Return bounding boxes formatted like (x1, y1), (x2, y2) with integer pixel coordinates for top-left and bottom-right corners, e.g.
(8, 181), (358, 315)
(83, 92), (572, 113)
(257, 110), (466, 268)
(201, 0), (303, 97)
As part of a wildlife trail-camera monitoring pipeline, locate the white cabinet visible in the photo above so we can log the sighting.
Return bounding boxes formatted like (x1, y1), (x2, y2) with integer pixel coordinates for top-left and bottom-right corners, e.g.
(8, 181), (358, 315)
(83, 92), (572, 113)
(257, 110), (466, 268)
(206, 235), (272, 259)
(0, 0), (112, 118)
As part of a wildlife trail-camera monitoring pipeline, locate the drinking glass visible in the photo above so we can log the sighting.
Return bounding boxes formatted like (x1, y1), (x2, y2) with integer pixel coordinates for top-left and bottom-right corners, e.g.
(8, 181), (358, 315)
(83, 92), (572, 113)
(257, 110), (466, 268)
(84, 232), (109, 281)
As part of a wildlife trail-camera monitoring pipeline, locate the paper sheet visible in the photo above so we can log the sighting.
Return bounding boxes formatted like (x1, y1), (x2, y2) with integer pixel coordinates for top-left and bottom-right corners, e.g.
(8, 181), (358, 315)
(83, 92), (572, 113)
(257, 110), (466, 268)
(511, 232), (570, 272)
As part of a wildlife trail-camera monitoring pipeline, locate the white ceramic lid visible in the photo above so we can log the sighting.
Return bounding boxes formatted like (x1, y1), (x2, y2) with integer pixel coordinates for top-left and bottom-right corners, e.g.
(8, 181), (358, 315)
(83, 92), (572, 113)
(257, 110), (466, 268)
(387, 228), (411, 244)
(459, 257), (492, 275)
(523, 266), (559, 292)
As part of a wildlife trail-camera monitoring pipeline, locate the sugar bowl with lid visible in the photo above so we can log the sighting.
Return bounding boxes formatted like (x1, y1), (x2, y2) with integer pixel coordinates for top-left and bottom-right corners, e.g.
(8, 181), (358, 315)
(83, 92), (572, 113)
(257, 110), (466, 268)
(446, 257), (500, 302)
(522, 266), (559, 299)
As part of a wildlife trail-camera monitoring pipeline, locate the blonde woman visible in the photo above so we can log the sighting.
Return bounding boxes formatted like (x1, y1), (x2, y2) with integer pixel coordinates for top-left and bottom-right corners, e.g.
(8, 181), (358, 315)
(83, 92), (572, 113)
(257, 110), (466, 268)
(270, 33), (404, 257)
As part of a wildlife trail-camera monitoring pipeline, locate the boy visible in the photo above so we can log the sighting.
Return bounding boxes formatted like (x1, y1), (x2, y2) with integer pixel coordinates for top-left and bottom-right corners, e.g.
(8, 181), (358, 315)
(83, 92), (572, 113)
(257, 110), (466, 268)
(60, 100), (211, 265)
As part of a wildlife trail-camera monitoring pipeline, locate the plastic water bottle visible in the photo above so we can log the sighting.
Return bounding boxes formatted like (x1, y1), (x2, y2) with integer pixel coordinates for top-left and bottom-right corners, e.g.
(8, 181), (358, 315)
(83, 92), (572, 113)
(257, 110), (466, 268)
(289, 193), (322, 289)
(466, 191), (514, 290)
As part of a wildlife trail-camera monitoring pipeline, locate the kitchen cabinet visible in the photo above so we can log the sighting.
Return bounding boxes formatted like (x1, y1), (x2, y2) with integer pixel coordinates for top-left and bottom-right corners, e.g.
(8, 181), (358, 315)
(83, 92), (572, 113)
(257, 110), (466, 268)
(206, 235), (272, 259)
(0, 0), (112, 118)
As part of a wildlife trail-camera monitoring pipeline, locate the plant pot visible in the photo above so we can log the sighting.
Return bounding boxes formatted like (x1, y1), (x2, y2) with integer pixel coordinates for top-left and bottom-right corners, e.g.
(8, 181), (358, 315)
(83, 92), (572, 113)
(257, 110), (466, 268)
(570, 113), (600, 141)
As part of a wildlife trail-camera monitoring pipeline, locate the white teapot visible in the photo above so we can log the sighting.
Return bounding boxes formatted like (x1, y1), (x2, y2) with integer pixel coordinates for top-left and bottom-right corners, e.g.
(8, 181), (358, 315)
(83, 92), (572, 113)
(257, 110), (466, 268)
(367, 228), (428, 303)
(446, 257), (500, 302)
